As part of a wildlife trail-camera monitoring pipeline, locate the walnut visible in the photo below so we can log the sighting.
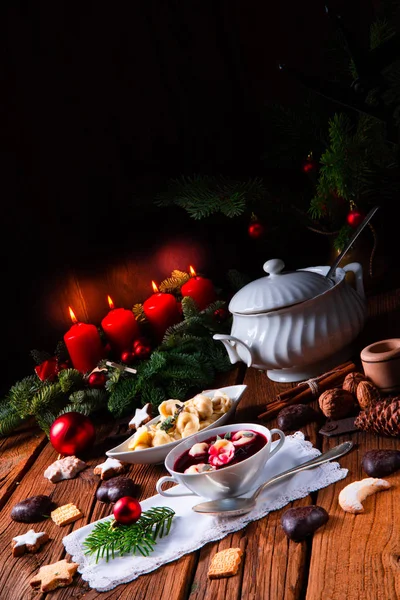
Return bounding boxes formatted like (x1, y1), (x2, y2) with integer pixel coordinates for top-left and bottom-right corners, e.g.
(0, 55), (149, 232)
(356, 380), (381, 410)
(343, 372), (368, 396)
(318, 388), (355, 419)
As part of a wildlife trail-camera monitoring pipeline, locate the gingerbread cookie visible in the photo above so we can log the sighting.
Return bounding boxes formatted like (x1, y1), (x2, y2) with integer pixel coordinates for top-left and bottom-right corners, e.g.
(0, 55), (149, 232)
(30, 559), (79, 592)
(44, 455), (87, 483)
(11, 529), (49, 557)
(93, 457), (127, 480)
(129, 403), (152, 430)
(51, 503), (83, 526)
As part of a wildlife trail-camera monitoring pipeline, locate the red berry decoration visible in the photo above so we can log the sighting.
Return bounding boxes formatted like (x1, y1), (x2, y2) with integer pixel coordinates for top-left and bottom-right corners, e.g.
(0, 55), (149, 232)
(133, 337), (151, 350)
(88, 371), (107, 388)
(214, 308), (229, 323)
(133, 343), (152, 360)
(248, 221), (265, 239)
(346, 209), (365, 228)
(113, 496), (142, 525)
(121, 350), (135, 364)
(49, 412), (96, 456)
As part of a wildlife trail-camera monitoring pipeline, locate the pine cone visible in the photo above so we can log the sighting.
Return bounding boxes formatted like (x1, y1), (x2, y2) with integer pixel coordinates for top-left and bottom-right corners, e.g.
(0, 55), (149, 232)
(354, 398), (400, 437)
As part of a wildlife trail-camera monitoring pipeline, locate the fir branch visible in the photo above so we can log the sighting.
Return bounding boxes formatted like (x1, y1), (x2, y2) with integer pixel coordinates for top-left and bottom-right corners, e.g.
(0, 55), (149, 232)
(8, 376), (43, 419)
(155, 174), (268, 219)
(0, 400), (24, 436)
(159, 270), (190, 294)
(83, 507), (175, 563)
(58, 369), (83, 393)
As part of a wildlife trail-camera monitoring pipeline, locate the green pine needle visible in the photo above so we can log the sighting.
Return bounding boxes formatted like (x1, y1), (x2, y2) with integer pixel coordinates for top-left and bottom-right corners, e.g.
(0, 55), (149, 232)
(83, 507), (175, 563)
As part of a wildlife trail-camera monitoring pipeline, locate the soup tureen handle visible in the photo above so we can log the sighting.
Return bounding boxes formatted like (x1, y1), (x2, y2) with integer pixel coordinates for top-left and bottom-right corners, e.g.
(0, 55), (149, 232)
(342, 262), (365, 300)
(213, 334), (253, 368)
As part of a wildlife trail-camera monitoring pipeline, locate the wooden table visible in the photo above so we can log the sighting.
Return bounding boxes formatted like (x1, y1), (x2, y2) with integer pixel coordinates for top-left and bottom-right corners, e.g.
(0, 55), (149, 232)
(2, 285), (400, 599)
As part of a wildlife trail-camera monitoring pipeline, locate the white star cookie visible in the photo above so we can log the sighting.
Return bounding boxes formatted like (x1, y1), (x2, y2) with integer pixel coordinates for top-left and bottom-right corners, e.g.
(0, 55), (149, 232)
(93, 457), (127, 480)
(12, 529), (49, 557)
(129, 403), (152, 430)
(44, 455), (87, 483)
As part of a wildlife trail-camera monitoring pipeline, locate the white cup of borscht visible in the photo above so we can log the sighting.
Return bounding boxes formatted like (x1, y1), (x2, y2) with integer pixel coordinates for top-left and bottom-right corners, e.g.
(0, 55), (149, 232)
(156, 423), (285, 500)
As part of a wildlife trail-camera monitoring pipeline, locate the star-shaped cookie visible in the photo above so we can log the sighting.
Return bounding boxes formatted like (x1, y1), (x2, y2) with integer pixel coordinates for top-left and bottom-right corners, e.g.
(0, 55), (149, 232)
(129, 403), (152, 430)
(30, 559), (79, 592)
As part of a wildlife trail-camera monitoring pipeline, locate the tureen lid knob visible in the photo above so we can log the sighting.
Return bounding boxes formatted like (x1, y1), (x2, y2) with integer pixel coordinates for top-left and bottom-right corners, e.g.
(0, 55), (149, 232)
(263, 259), (285, 275)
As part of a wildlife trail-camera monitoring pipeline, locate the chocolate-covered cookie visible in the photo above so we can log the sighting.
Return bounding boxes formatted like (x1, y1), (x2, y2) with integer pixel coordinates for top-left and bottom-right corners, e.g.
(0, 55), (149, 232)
(11, 495), (54, 523)
(281, 505), (329, 542)
(361, 449), (400, 477)
(96, 476), (137, 504)
(277, 404), (320, 432)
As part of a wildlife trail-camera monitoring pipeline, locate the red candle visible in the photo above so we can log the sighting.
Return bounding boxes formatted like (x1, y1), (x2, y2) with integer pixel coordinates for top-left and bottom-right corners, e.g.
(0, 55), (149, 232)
(101, 296), (140, 354)
(181, 266), (216, 311)
(64, 307), (104, 373)
(143, 281), (181, 342)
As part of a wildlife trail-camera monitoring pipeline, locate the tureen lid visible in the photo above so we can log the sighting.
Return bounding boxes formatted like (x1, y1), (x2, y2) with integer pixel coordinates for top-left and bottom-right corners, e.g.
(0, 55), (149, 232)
(229, 259), (334, 315)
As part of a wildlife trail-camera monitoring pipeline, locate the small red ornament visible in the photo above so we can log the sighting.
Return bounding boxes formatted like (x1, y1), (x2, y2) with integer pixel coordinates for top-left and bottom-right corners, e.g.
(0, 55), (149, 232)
(248, 221), (265, 239)
(133, 343), (152, 360)
(88, 371), (107, 388)
(302, 156), (318, 174)
(214, 308), (229, 323)
(56, 361), (70, 373)
(346, 209), (365, 228)
(49, 412), (96, 456)
(121, 350), (135, 364)
(113, 496), (142, 525)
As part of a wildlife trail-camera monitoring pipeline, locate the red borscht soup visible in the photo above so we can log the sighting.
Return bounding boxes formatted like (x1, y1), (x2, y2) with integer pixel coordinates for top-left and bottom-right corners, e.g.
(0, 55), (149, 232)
(173, 429), (267, 474)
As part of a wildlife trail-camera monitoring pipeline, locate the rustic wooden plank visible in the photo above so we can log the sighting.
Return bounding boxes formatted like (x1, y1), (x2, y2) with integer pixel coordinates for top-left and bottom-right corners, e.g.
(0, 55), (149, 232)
(306, 431), (400, 600)
(0, 427), (47, 509)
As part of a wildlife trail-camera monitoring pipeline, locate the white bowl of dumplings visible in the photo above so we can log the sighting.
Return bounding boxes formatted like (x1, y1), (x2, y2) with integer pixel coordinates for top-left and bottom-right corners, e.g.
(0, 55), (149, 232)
(106, 385), (247, 464)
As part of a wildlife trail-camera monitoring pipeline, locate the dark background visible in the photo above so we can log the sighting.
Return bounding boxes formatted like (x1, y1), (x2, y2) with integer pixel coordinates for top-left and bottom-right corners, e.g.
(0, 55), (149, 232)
(2, 0), (390, 391)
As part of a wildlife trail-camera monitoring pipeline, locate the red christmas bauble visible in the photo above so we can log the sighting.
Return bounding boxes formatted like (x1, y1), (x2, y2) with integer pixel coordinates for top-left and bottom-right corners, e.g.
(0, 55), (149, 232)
(88, 371), (107, 388)
(113, 496), (142, 525)
(248, 221), (265, 239)
(346, 209), (365, 228)
(302, 157), (318, 174)
(49, 412), (96, 456)
(121, 350), (135, 364)
(133, 343), (152, 360)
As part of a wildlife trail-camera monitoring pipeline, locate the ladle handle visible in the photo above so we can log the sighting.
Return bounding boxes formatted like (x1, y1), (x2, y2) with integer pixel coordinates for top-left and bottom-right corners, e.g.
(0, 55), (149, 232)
(252, 441), (353, 501)
(325, 205), (380, 281)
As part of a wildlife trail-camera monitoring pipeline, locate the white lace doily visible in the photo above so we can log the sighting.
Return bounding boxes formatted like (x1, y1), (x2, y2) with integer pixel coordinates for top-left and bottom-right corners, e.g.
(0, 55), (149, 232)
(63, 432), (348, 592)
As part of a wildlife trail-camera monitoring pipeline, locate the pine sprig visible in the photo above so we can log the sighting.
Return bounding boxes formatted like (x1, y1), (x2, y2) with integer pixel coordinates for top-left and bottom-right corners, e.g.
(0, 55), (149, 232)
(83, 507), (175, 563)
(155, 174), (269, 219)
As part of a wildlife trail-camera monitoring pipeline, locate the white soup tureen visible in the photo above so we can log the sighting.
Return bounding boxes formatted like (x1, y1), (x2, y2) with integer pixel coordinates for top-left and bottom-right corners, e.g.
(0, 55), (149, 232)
(214, 258), (367, 382)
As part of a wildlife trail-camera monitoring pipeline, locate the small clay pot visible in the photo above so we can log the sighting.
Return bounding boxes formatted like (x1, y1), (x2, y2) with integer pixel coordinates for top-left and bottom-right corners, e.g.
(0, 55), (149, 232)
(360, 338), (400, 393)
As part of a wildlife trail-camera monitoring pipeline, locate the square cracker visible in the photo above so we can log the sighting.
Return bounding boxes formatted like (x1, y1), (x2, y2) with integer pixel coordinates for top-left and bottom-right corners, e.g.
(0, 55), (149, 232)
(208, 547), (243, 579)
(51, 503), (83, 526)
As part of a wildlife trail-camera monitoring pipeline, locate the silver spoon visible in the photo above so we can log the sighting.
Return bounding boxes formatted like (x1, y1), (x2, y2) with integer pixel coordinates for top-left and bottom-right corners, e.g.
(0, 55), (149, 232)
(192, 440), (353, 517)
(325, 205), (379, 281)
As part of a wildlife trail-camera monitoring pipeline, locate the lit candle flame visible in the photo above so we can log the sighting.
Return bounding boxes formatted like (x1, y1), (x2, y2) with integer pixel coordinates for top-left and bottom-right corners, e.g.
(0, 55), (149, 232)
(68, 306), (78, 324)
(151, 281), (159, 293)
(189, 265), (196, 277)
(107, 295), (115, 310)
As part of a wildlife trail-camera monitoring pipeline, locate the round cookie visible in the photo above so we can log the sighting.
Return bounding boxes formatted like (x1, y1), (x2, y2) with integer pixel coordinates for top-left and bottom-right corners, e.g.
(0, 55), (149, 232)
(11, 495), (55, 523)
(96, 476), (137, 504)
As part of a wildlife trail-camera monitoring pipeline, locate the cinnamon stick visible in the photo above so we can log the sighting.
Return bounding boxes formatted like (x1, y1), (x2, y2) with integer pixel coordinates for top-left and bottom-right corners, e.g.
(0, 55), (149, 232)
(258, 361), (356, 422)
(276, 360), (355, 403)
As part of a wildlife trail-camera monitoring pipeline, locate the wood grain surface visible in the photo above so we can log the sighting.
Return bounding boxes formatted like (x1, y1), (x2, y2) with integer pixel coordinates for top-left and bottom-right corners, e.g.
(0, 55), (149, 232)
(1, 286), (400, 599)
